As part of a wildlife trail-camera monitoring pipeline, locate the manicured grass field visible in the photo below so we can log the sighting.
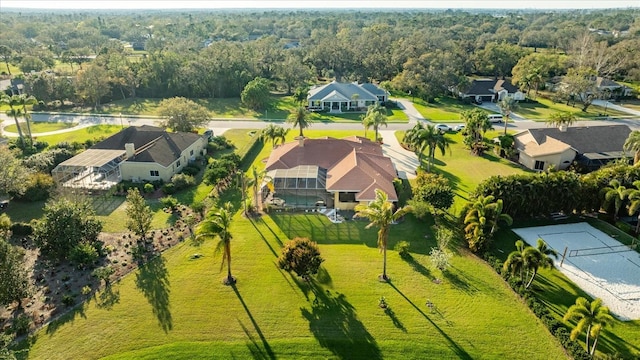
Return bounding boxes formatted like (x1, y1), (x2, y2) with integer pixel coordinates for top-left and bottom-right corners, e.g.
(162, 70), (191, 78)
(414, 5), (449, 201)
(491, 221), (640, 359)
(412, 97), (487, 122)
(4, 121), (76, 133)
(36, 125), (123, 147)
(22, 210), (567, 359)
(395, 130), (528, 213)
(516, 97), (629, 120)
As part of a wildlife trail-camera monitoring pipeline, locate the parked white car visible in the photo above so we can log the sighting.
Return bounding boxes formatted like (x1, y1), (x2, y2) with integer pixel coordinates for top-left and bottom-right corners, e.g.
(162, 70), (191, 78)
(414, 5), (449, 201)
(453, 124), (466, 132)
(435, 124), (450, 132)
(488, 114), (503, 123)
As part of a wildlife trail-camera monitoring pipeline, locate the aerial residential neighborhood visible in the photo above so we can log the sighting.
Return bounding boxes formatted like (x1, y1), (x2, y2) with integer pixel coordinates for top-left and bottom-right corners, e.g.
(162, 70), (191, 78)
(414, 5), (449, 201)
(0, 2), (639, 359)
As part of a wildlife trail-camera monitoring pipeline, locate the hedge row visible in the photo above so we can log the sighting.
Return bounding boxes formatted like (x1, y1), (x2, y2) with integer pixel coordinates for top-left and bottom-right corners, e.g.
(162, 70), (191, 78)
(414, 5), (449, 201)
(482, 253), (591, 360)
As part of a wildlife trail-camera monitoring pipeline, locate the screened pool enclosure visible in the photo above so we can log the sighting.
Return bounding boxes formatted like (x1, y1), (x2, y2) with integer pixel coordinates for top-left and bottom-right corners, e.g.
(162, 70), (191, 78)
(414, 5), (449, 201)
(264, 165), (333, 209)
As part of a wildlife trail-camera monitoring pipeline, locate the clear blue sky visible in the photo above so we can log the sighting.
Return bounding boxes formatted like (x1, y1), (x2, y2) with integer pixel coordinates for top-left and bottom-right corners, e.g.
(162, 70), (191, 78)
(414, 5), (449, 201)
(1, 0), (638, 10)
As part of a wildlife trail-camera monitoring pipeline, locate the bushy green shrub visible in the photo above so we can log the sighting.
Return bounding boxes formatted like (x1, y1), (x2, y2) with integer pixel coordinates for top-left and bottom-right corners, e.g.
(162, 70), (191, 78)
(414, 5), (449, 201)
(10, 222), (33, 236)
(181, 164), (201, 176)
(62, 294), (75, 307)
(11, 314), (31, 336)
(12, 172), (55, 202)
(160, 196), (179, 211)
(69, 243), (100, 268)
(143, 183), (155, 194)
(171, 173), (195, 191)
(394, 241), (411, 259)
(161, 183), (176, 194)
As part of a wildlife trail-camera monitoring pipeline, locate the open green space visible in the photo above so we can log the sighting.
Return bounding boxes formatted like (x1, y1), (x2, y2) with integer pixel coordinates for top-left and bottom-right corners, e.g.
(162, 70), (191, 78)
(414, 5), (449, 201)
(516, 96), (629, 120)
(395, 130), (528, 213)
(412, 97), (487, 122)
(36, 125), (123, 148)
(4, 121), (76, 134)
(491, 220), (640, 359)
(22, 209), (567, 360)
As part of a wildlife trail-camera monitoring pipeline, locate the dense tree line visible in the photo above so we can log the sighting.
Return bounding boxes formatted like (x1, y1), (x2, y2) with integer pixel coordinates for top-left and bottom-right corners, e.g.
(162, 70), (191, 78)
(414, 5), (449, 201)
(0, 9), (638, 107)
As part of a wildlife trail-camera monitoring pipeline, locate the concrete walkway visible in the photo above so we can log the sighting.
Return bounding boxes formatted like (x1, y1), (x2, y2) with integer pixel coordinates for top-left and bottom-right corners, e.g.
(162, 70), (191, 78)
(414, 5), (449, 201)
(392, 97), (424, 124)
(379, 130), (419, 179)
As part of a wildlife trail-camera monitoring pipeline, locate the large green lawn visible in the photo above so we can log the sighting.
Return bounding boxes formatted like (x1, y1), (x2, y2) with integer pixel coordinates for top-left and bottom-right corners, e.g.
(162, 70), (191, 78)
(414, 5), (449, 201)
(516, 97), (629, 120)
(4, 122), (76, 134)
(412, 97), (486, 122)
(22, 211), (567, 359)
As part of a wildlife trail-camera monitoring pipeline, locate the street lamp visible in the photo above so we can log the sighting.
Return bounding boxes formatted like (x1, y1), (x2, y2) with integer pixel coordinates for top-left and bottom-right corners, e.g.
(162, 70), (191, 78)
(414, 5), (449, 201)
(119, 113), (123, 129)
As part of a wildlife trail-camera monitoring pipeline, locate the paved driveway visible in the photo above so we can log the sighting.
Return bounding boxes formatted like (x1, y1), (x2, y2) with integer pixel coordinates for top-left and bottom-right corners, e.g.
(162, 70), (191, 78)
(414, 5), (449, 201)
(379, 130), (419, 179)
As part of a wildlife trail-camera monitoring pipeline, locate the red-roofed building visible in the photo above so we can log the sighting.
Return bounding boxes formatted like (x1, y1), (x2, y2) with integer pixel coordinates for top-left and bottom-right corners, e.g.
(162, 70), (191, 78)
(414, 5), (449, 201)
(264, 136), (398, 210)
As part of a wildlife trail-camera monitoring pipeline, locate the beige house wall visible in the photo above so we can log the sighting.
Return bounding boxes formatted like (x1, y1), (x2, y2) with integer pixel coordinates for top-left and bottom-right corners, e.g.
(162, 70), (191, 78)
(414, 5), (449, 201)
(519, 149), (576, 171)
(120, 137), (206, 182)
(333, 192), (359, 210)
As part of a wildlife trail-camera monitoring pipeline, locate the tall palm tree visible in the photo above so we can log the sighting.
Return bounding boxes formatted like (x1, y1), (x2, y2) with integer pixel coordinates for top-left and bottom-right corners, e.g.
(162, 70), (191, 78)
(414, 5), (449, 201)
(503, 239), (528, 282)
(563, 297), (614, 356)
(603, 179), (631, 220)
(247, 166), (270, 211)
(623, 130), (640, 165)
(287, 106), (311, 138)
(0, 94), (26, 148)
(403, 123), (449, 173)
(364, 103), (387, 141)
(260, 124), (289, 148)
(18, 94), (37, 149)
(524, 238), (558, 288)
(195, 202), (236, 285)
(497, 96), (518, 135)
(354, 189), (412, 281)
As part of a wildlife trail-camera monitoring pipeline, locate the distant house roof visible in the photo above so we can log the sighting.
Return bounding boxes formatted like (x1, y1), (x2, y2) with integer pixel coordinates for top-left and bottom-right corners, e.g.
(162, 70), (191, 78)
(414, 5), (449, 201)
(525, 125), (631, 155)
(595, 77), (622, 89)
(91, 125), (201, 167)
(265, 136), (398, 201)
(462, 79), (519, 96)
(307, 81), (388, 102)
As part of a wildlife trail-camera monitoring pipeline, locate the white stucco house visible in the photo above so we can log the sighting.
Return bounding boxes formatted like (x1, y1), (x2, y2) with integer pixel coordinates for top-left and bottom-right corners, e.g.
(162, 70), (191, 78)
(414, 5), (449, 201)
(307, 81), (389, 113)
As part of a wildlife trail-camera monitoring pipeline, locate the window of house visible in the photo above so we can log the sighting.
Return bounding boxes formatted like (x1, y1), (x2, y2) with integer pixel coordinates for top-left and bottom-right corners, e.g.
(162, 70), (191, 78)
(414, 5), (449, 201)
(176, 160), (181, 167)
(150, 170), (159, 177)
(190, 149), (194, 156)
(339, 192), (356, 202)
(534, 160), (545, 171)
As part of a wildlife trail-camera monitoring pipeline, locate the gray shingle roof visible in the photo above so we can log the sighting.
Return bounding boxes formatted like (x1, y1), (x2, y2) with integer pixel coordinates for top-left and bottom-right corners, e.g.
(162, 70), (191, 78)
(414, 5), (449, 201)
(308, 81), (385, 102)
(91, 125), (201, 167)
(463, 79), (519, 96)
(527, 125), (631, 154)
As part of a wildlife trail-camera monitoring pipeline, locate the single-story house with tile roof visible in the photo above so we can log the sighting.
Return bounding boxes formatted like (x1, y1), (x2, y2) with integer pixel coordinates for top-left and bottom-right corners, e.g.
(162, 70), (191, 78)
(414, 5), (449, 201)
(264, 136), (398, 210)
(459, 78), (525, 103)
(307, 81), (389, 113)
(513, 125), (632, 172)
(52, 125), (207, 189)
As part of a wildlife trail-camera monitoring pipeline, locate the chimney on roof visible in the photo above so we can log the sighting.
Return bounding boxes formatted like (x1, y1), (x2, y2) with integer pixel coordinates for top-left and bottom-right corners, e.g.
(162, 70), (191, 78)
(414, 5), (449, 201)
(125, 143), (135, 158)
(558, 125), (568, 132)
(296, 136), (304, 148)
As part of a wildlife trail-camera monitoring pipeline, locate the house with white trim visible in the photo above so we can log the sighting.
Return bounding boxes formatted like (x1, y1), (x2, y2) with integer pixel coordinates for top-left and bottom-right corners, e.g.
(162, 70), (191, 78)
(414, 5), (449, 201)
(459, 78), (525, 103)
(307, 81), (389, 113)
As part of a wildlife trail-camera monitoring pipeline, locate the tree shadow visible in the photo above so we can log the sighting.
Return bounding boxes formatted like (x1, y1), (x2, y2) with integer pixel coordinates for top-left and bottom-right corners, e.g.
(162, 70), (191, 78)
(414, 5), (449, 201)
(232, 284), (275, 360)
(248, 217), (278, 258)
(401, 255), (434, 280)
(301, 284), (381, 360)
(443, 267), (479, 294)
(383, 306), (407, 332)
(256, 216), (283, 246)
(135, 255), (172, 333)
(387, 281), (472, 360)
(315, 266), (333, 287)
(45, 302), (87, 336)
(95, 285), (120, 310)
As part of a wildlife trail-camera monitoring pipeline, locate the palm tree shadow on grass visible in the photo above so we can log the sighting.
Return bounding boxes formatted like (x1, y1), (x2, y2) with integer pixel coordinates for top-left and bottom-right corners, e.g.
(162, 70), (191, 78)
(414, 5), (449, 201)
(401, 254), (435, 280)
(383, 306), (407, 332)
(232, 284), (276, 360)
(387, 281), (472, 360)
(135, 255), (172, 333)
(301, 283), (381, 360)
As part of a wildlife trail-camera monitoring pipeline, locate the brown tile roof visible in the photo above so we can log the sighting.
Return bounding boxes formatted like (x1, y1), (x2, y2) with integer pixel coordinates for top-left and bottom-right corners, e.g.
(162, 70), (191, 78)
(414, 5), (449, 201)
(265, 137), (398, 201)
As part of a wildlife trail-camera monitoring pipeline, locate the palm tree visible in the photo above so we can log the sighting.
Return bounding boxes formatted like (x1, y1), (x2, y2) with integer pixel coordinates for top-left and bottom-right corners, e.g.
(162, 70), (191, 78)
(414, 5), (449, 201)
(503, 239), (528, 282)
(248, 166), (270, 211)
(626, 180), (640, 233)
(403, 123), (449, 173)
(497, 96), (518, 135)
(546, 111), (576, 131)
(287, 106), (311, 138)
(363, 103), (388, 142)
(603, 179), (631, 220)
(463, 195), (513, 252)
(0, 94), (26, 148)
(354, 189), (412, 281)
(18, 94), (37, 149)
(260, 124), (289, 148)
(524, 238), (558, 288)
(623, 130), (640, 165)
(563, 297), (614, 356)
(195, 202), (236, 285)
